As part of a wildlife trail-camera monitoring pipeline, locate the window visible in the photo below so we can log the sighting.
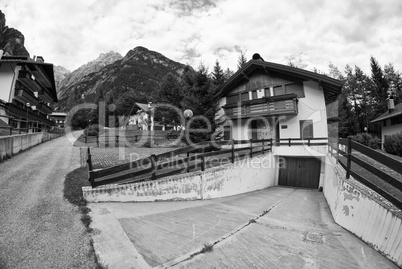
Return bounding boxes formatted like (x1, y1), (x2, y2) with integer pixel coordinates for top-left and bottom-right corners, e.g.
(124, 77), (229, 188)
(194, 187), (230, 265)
(227, 95), (238, 104)
(224, 126), (232, 140)
(241, 92), (249, 101)
(285, 83), (304, 98)
(300, 120), (313, 139)
(252, 90), (258, 100)
(273, 85), (284, 96)
(264, 87), (271, 97)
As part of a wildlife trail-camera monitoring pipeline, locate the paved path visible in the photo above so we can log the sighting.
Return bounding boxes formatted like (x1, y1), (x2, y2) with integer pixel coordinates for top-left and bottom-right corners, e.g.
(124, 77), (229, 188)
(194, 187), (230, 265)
(0, 134), (96, 268)
(89, 187), (399, 269)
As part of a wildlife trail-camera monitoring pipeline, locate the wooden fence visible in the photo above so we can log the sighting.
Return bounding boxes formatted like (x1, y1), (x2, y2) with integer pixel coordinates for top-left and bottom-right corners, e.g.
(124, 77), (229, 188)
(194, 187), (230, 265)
(329, 137), (402, 209)
(85, 137), (328, 188)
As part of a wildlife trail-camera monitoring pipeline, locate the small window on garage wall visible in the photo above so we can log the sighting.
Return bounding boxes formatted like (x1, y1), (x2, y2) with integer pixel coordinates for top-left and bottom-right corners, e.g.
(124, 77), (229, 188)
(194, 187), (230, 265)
(300, 120), (313, 139)
(252, 90), (258, 99)
(224, 125), (232, 140)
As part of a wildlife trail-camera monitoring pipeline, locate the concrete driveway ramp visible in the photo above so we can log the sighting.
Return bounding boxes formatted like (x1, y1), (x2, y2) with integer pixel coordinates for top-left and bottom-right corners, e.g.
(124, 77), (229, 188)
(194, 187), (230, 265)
(89, 187), (400, 269)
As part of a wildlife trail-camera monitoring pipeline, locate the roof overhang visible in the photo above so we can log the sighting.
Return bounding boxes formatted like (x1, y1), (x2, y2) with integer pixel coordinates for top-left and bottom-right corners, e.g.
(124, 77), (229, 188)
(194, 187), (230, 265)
(217, 60), (344, 104)
(371, 103), (402, 123)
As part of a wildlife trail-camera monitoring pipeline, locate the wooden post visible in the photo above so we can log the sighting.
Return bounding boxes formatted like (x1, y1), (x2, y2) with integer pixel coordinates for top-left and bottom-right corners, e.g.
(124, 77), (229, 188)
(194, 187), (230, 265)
(116, 135), (119, 147)
(336, 138), (339, 164)
(96, 134), (99, 147)
(288, 138), (291, 147)
(231, 139), (235, 163)
(346, 137), (352, 179)
(269, 138), (273, 151)
(250, 139), (253, 158)
(201, 147), (205, 171)
(84, 134), (87, 143)
(150, 154), (157, 180)
(186, 151), (190, 172)
(308, 138), (311, 147)
(135, 135), (138, 143)
(87, 147), (95, 187)
(9, 128), (12, 136)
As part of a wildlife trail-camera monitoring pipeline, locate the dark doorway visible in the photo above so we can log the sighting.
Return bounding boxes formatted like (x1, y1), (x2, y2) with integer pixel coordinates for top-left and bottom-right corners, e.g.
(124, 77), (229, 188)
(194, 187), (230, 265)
(278, 157), (321, 189)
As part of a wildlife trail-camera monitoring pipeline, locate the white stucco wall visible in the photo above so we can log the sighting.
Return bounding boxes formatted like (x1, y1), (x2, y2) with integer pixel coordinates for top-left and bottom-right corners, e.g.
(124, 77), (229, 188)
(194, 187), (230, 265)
(83, 153), (278, 202)
(0, 63), (19, 102)
(279, 81), (328, 139)
(323, 153), (402, 267)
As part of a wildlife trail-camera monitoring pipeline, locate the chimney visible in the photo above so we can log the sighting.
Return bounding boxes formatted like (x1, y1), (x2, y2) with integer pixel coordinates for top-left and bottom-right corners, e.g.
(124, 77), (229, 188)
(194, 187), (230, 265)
(252, 53), (264, 61)
(388, 95), (395, 113)
(36, 56), (44, 63)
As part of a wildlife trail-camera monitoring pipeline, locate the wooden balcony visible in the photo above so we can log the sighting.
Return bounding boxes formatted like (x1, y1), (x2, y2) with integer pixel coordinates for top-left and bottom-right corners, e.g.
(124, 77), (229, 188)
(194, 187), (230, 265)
(14, 87), (39, 106)
(223, 93), (298, 119)
(5, 103), (55, 126)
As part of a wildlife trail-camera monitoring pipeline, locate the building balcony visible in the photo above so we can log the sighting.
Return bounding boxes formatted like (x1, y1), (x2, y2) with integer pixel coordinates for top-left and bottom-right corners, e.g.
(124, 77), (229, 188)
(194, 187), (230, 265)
(5, 103), (55, 126)
(14, 87), (40, 106)
(223, 93), (298, 119)
(36, 102), (53, 114)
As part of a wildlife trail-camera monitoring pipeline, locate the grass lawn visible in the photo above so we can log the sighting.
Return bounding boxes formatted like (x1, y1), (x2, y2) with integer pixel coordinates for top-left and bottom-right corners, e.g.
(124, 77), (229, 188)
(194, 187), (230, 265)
(338, 150), (402, 207)
(64, 167), (108, 269)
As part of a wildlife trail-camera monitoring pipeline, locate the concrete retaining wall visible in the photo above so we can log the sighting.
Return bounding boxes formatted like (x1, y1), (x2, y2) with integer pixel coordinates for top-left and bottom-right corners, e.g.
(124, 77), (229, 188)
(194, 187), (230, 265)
(323, 154), (402, 267)
(0, 132), (61, 162)
(82, 153), (277, 202)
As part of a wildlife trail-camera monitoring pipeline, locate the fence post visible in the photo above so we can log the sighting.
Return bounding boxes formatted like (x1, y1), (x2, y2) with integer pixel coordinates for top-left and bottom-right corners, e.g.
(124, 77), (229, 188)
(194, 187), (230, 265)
(336, 138), (339, 164)
(150, 154), (157, 180)
(308, 138), (311, 147)
(87, 147), (95, 187)
(270, 138), (273, 151)
(135, 135), (138, 143)
(116, 135), (119, 147)
(346, 137), (352, 179)
(201, 146), (205, 171)
(96, 134), (99, 147)
(250, 139), (253, 158)
(288, 138), (291, 147)
(84, 134), (87, 143)
(231, 139), (235, 163)
(186, 151), (190, 172)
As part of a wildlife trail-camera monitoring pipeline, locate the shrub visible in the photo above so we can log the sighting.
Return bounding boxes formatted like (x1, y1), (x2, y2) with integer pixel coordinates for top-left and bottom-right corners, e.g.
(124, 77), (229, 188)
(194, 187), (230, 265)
(384, 132), (402, 157)
(84, 125), (99, 136)
(349, 133), (381, 149)
(166, 129), (181, 140)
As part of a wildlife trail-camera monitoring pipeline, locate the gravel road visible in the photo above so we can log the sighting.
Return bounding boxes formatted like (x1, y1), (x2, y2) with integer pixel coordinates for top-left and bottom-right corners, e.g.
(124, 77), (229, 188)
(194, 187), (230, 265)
(0, 134), (96, 268)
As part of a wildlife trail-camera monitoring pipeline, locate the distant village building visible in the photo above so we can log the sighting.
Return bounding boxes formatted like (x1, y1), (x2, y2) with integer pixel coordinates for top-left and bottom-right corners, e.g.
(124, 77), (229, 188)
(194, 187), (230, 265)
(371, 97), (402, 148)
(128, 102), (152, 130)
(217, 54), (343, 189)
(0, 52), (58, 133)
(49, 112), (67, 128)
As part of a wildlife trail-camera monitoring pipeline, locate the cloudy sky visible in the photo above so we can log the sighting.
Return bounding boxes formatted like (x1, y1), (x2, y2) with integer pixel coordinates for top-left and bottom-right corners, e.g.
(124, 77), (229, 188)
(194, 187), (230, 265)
(2, 0), (402, 74)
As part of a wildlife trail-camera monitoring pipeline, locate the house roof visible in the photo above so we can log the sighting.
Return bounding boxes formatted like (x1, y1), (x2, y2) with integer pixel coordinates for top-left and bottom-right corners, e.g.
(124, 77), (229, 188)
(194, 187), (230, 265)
(217, 59), (344, 104)
(371, 102), (402, 123)
(134, 102), (151, 112)
(0, 58), (58, 102)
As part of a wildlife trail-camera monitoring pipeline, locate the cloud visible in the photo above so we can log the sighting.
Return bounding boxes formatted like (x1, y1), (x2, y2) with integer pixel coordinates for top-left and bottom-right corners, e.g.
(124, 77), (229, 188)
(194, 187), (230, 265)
(1, 0), (402, 76)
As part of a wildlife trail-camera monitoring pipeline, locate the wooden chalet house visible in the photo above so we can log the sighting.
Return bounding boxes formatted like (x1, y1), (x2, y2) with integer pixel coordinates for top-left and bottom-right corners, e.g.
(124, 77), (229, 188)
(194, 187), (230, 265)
(0, 53), (58, 133)
(217, 53), (343, 189)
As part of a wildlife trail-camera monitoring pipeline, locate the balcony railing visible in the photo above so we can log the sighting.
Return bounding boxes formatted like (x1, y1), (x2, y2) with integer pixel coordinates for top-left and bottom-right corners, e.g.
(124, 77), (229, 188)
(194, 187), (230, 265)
(223, 93), (298, 119)
(18, 70), (41, 92)
(14, 87), (39, 106)
(6, 103), (55, 126)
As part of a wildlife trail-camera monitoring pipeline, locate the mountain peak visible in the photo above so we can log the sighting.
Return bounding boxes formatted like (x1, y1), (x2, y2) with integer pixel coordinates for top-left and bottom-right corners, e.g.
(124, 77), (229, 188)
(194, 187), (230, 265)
(0, 10), (30, 56)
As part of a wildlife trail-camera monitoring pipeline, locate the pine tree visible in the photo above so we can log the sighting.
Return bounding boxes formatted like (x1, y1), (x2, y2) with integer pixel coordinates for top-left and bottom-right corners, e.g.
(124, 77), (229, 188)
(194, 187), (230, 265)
(211, 60), (225, 87)
(237, 51), (247, 70)
(370, 56), (389, 116)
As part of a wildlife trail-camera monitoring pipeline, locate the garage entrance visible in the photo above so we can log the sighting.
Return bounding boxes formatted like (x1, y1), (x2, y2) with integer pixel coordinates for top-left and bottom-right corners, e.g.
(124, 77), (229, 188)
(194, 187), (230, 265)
(278, 157), (321, 189)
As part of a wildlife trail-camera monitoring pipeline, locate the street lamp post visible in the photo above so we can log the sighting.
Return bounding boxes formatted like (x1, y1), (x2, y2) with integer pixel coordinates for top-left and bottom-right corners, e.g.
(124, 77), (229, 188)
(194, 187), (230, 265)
(183, 109), (193, 145)
(26, 102), (30, 133)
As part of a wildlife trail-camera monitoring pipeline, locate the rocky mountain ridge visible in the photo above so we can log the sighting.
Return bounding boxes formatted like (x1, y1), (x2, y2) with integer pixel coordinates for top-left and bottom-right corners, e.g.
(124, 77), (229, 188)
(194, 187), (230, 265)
(0, 10), (29, 56)
(55, 46), (188, 112)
